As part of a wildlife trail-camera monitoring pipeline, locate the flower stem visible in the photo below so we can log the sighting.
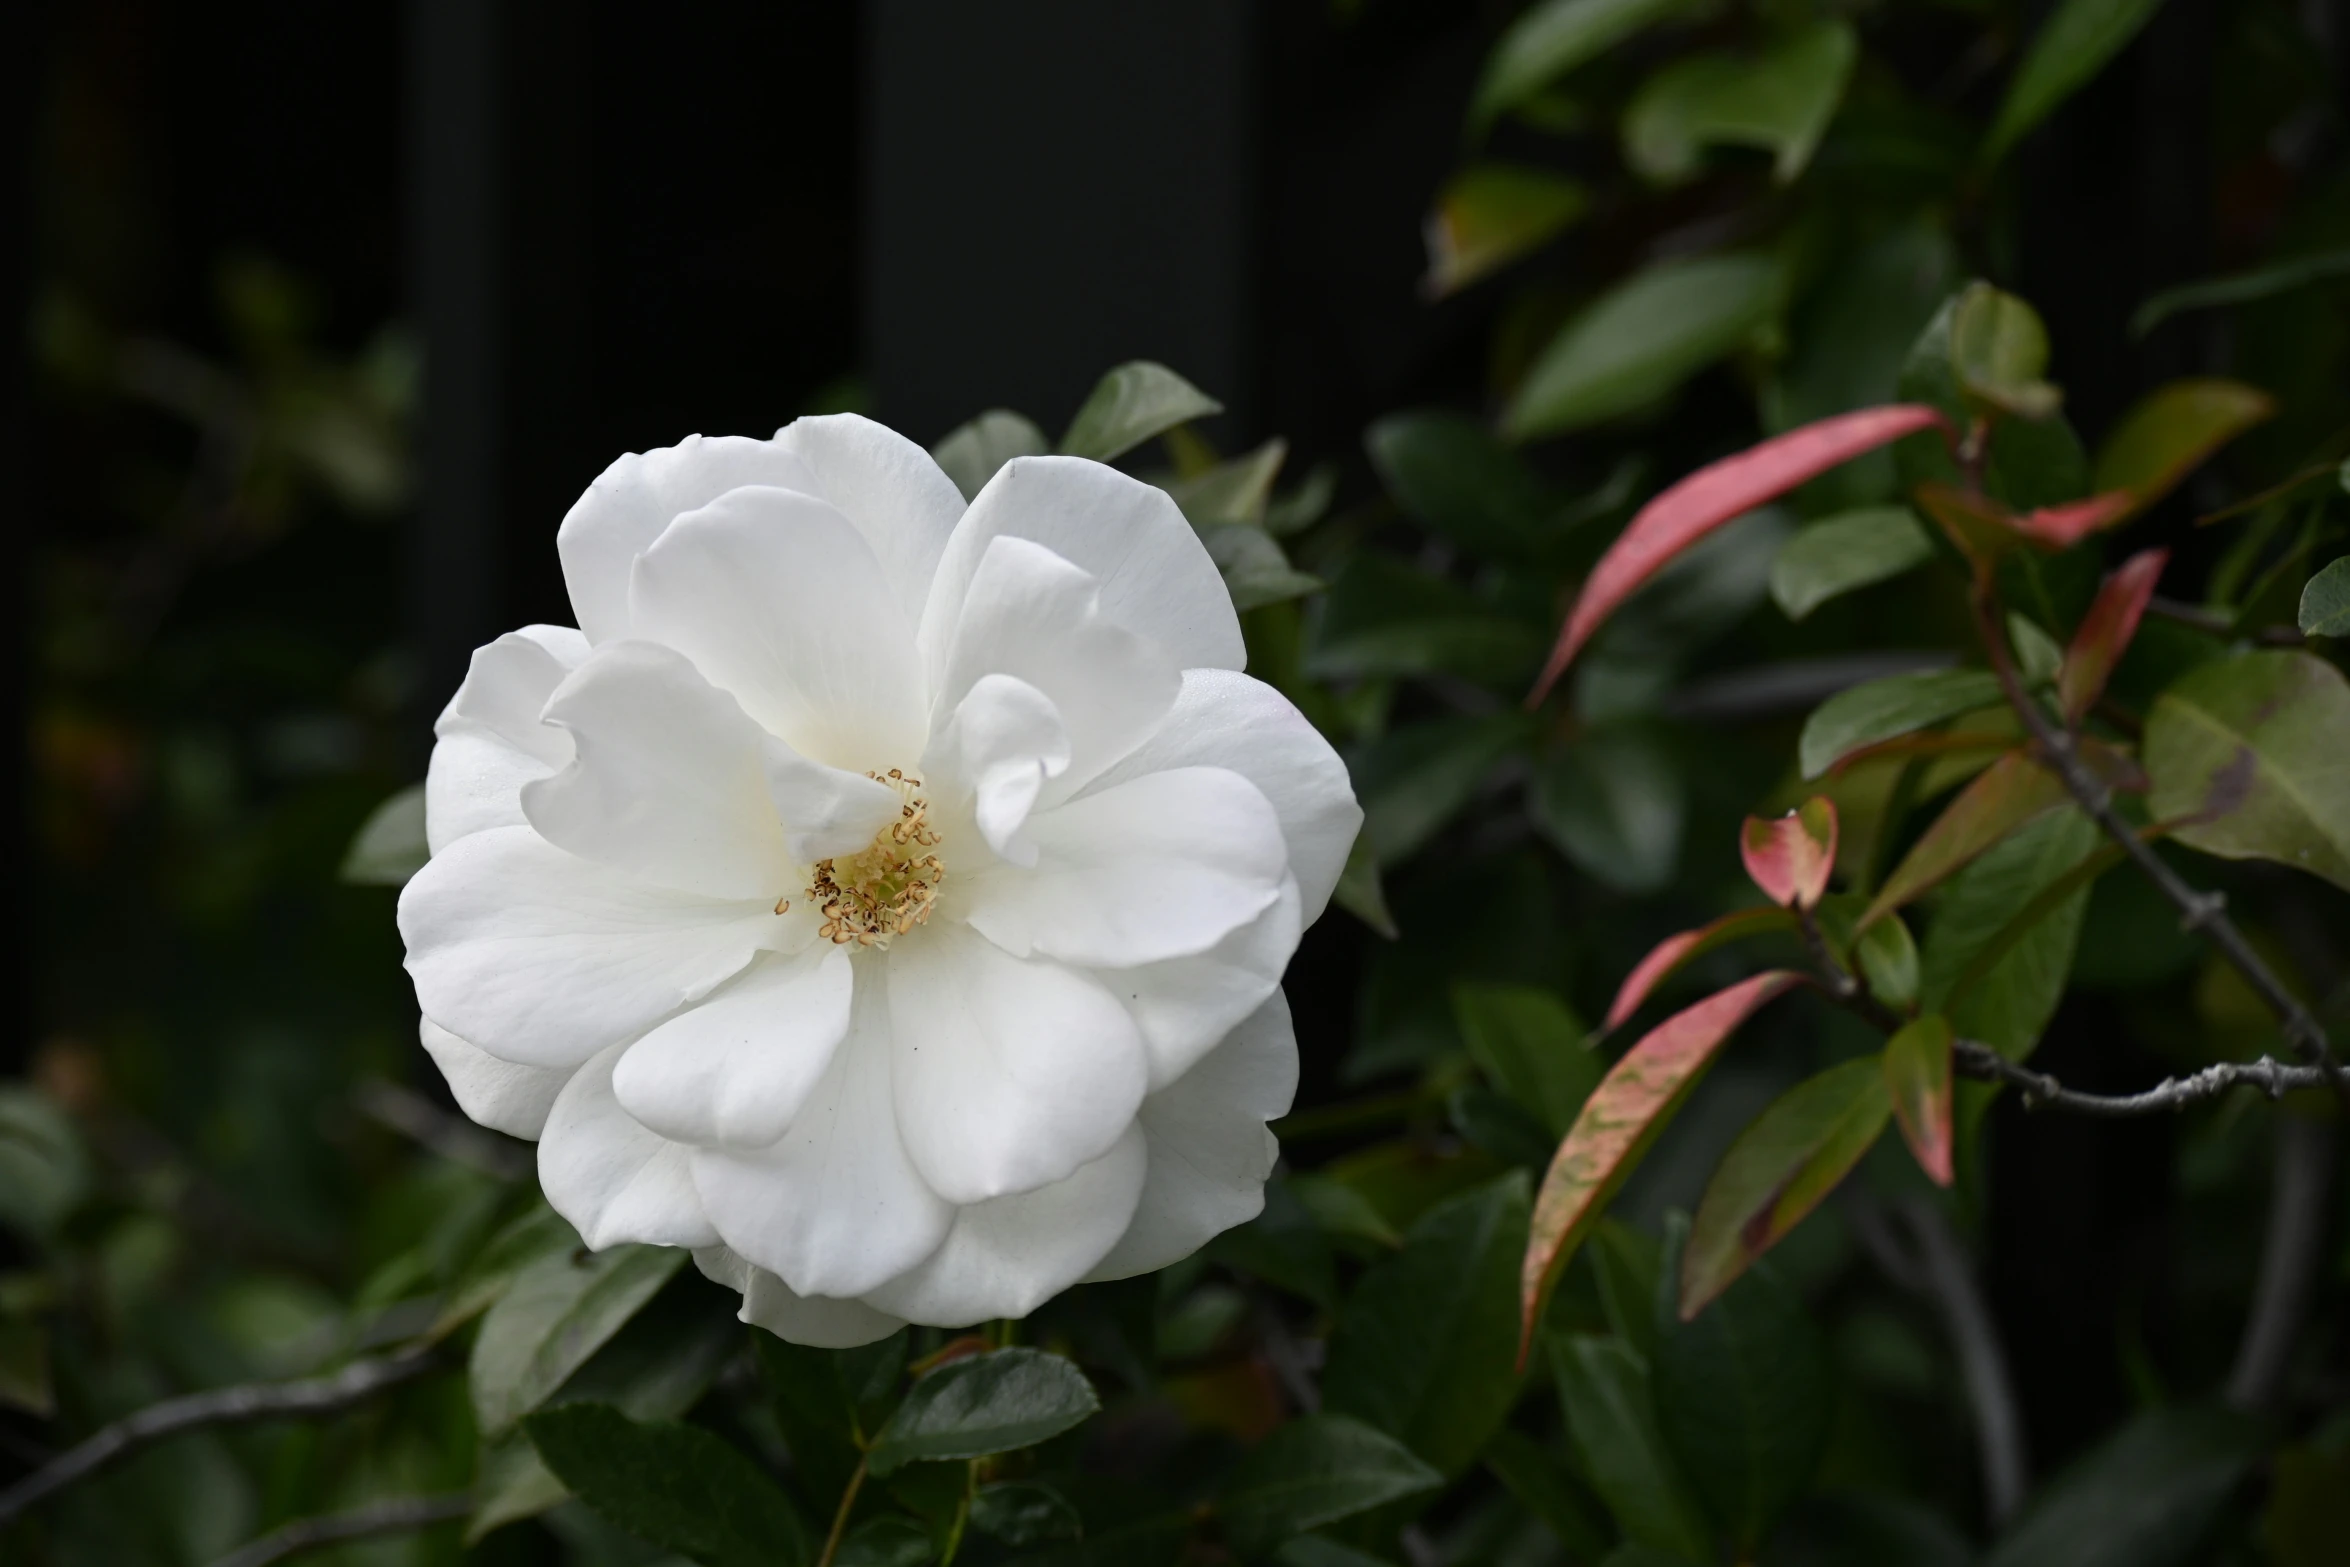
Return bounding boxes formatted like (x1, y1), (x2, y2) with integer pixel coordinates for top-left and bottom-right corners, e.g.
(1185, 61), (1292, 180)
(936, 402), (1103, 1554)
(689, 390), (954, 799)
(817, 1457), (867, 1567)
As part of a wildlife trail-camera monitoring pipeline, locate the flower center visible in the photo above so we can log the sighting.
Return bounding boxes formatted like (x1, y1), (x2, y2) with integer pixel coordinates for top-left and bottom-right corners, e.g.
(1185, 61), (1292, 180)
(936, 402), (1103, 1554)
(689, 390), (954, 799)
(804, 770), (944, 949)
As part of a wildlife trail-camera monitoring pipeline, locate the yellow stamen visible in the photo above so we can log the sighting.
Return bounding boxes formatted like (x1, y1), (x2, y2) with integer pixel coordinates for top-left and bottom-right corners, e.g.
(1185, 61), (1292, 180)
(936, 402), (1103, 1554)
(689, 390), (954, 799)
(796, 771), (944, 952)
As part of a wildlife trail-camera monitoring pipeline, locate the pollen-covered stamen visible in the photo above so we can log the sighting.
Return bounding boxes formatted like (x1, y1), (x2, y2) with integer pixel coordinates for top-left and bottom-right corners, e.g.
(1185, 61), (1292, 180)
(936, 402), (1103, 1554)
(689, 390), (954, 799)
(803, 769), (945, 949)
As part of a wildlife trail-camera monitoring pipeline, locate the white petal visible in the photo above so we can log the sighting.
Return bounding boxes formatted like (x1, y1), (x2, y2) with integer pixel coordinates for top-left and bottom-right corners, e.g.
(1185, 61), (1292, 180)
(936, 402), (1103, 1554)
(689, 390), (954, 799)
(1086, 992), (1297, 1282)
(539, 1042), (719, 1249)
(762, 742), (906, 866)
(1110, 875), (1301, 1090)
(919, 456), (1243, 682)
(558, 435), (819, 645)
(399, 826), (778, 1069)
(612, 947), (852, 1149)
(417, 1016), (571, 1140)
(426, 627), (589, 852)
(693, 967), (953, 1298)
(629, 485), (928, 772)
(886, 923), (1148, 1204)
(863, 1125), (1148, 1325)
(775, 413), (967, 632)
(522, 641), (797, 900)
(925, 673), (1070, 866)
(961, 767), (1285, 969)
(692, 1246), (905, 1349)
(930, 535), (1180, 800)
(1082, 668), (1361, 926)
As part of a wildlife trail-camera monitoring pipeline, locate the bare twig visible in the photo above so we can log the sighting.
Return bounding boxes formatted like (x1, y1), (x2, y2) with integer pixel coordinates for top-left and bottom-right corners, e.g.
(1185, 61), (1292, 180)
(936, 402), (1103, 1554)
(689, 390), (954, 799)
(0, 1344), (440, 1523)
(208, 1492), (472, 1567)
(1952, 1037), (2348, 1116)
(2227, 1114), (2338, 1413)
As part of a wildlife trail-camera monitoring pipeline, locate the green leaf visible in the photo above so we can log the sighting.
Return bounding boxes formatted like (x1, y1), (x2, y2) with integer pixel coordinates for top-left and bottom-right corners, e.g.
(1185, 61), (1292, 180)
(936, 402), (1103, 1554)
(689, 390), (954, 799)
(1322, 1175), (1530, 1476)
(1482, 1428), (1614, 1559)
(433, 1201), (578, 1338)
(339, 782), (428, 886)
(1622, 22), (1856, 187)
(1310, 551), (1547, 684)
(1896, 286), (2089, 508)
(2145, 650), (2350, 892)
(1504, 253), (1783, 440)
(1552, 1335), (1716, 1561)
(1162, 439), (1288, 527)
(1058, 362), (1222, 463)
(2091, 379), (2274, 511)
(2131, 246), (2350, 338)
(1202, 524), (1325, 612)
(1365, 411), (1552, 560)
(1985, 1406), (2268, 1567)
(2300, 557), (2350, 637)
(1983, 0), (2169, 167)
(1424, 164), (1589, 298)
(469, 1242), (685, 1436)
(1797, 668), (2005, 780)
(1469, 0), (1707, 134)
(932, 409), (1047, 501)
(1653, 1232), (1831, 1552)
(1680, 1060), (1889, 1318)
(468, 1429), (572, 1544)
(1453, 983), (1603, 1137)
(1855, 913), (1920, 1011)
(1355, 714), (1537, 865)
(1884, 1013), (1959, 1185)
(837, 1516), (936, 1567)
(525, 1402), (811, 1567)
(0, 1089), (89, 1242)
(970, 1481), (1084, 1546)
(752, 1334), (869, 1516)
(1920, 808), (2102, 1058)
(1333, 838), (1400, 940)
(1948, 283), (2059, 418)
(1768, 506), (1935, 620)
(1863, 751), (2070, 924)
(866, 1349), (1099, 1475)
(1531, 724), (1687, 893)
(2009, 614), (2064, 687)
(1217, 1414), (1443, 1559)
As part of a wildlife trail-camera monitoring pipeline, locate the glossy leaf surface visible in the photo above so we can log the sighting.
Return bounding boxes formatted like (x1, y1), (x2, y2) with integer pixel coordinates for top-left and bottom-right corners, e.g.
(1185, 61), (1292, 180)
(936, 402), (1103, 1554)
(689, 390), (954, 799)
(2303, 556), (2350, 636)
(1862, 751), (2067, 925)
(1532, 402), (1945, 696)
(1797, 667), (2005, 779)
(866, 1348), (1098, 1475)
(1602, 906), (1796, 1033)
(1920, 810), (2102, 1058)
(2057, 547), (2167, 723)
(2145, 650), (2350, 892)
(1740, 797), (1838, 910)
(1058, 361), (1221, 463)
(1522, 971), (1801, 1351)
(1882, 1015), (1955, 1186)
(471, 1243), (685, 1437)
(1217, 1414), (1443, 1559)
(1553, 1335), (1716, 1562)
(1679, 1059), (1890, 1316)
(525, 1402), (809, 1567)
(1768, 505), (1935, 621)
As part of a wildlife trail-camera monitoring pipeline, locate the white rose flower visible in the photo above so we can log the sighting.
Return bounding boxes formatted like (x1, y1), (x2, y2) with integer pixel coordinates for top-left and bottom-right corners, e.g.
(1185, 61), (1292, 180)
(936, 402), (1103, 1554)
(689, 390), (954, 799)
(400, 414), (1359, 1346)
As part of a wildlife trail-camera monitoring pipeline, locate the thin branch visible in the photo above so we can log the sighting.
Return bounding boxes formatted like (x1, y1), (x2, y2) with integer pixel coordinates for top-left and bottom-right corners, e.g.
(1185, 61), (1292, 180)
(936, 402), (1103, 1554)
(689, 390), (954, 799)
(816, 1456), (867, 1567)
(0, 1344), (440, 1523)
(1970, 586), (2340, 1087)
(1952, 1037), (2348, 1116)
(2227, 1114), (2338, 1413)
(208, 1492), (472, 1567)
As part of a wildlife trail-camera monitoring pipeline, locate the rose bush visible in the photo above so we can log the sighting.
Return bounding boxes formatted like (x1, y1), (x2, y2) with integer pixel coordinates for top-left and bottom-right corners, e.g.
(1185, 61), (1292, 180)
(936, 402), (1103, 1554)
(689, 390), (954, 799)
(398, 414), (1359, 1344)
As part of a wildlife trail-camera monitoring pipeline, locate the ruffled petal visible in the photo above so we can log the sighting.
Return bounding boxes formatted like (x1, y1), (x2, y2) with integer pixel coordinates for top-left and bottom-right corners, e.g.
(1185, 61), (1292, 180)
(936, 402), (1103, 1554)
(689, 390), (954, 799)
(1081, 668), (1360, 926)
(399, 826), (778, 1069)
(919, 456), (1243, 682)
(929, 535), (1179, 800)
(886, 923), (1147, 1205)
(417, 1017), (571, 1140)
(692, 1246), (906, 1349)
(1108, 875), (1301, 1090)
(557, 435), (819, 645)
(629, 485), (929, 771)
(522, 641), (797, 901)
(1086, 992), (1297, 1282)
(692, 968), (953, 1298)
(425, 626), (589, 852)
(538, 1042), (719, 1249)
(775, 414), (967, 632)
(924, 673), (1069, 866)
(960, 767), (1285, 969)
(611, 947), (852, 1150)
(862, 1125), (1147, 1325)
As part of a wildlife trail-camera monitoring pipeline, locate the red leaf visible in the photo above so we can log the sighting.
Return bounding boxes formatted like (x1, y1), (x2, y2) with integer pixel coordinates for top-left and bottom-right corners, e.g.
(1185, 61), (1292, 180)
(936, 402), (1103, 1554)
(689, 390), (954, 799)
(1529, 405), (1950, 702)
(1602, 907), (1796, 1033)
(1519, 971), (1802, 1363)
(2010, 489), (2137, 549)
(1882, 1015), (1955, 1187)
(1740, 797), (1839, 910)
(1859, 750), (2069, 926)
(2057, 547), (2169, 723)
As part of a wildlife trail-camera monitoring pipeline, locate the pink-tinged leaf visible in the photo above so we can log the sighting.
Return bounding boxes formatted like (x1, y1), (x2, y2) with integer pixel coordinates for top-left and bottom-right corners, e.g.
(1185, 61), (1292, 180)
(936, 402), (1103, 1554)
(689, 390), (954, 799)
(1740, 797), (1839, 910)
(1520, 971), (1802, 1361)
(1530, 405), (1950, 702)
(1882, 1014), (1955, 1188)
(2009, 489), (2138, 549)
(1860, 751), (2069, 926)
(1602, 907), (1798, 1033)
(2057, 548), (2169, 724)
(1913, 482), (2021, 571)
(2092, 379), (2276, 515)
(1679, 1057), (1890, 1318)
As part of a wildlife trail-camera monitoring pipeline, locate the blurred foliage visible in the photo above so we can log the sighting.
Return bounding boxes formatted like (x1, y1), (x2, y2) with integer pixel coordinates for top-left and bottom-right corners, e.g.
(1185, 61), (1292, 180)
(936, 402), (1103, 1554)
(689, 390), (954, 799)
(12, 0), (2350, 1565)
